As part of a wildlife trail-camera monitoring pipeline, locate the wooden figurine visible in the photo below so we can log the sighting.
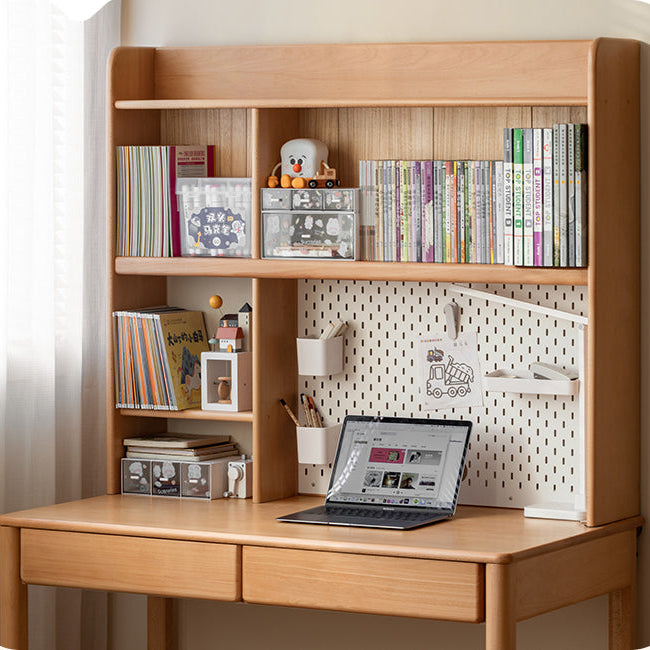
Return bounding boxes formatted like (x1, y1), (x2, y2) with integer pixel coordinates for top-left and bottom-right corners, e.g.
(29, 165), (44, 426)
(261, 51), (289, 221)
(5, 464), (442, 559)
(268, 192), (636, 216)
(217, 376), (232, 404)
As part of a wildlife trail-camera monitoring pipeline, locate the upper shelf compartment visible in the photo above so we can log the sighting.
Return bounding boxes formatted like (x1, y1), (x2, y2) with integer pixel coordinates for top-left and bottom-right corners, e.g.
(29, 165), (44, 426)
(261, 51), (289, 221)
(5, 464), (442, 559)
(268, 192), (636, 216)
(110, 41), (592, 108)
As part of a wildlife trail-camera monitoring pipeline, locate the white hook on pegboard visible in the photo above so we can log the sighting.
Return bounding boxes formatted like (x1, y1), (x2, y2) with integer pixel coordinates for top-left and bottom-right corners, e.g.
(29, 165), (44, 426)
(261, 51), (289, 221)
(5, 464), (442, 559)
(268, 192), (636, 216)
(444, 299), (460, 340)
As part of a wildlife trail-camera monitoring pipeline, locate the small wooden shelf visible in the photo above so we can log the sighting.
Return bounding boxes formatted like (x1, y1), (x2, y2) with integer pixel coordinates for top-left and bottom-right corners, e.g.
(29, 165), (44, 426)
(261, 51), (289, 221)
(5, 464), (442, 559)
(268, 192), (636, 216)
(115, 257), (588, 285)
(119, 408), (254, 423)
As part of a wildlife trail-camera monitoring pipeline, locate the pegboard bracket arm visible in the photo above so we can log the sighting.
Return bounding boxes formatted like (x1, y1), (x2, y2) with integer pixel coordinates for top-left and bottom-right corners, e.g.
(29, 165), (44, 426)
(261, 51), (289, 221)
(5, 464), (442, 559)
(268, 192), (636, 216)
(449, 284), (588, 325)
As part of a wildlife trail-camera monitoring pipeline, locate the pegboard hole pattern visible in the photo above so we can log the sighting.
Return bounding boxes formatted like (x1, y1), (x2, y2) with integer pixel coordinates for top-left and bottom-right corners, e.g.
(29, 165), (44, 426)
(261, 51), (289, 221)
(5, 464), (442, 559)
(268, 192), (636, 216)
(298, 280), (586, 509)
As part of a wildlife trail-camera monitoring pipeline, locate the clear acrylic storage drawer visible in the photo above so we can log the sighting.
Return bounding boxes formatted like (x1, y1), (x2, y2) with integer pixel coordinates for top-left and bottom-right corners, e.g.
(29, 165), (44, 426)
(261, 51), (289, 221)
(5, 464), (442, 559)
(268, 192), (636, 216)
(262, 211), (357, 259)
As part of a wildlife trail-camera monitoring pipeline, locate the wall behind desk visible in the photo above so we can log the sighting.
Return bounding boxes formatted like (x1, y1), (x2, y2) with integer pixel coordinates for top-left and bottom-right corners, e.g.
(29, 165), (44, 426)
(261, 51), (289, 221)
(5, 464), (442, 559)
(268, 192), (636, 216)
(118, 1), (650, 648)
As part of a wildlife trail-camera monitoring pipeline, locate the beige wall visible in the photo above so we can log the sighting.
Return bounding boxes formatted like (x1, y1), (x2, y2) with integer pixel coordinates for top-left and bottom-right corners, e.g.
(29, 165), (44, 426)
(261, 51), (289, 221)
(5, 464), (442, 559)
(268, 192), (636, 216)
(118, 1), (650, 648)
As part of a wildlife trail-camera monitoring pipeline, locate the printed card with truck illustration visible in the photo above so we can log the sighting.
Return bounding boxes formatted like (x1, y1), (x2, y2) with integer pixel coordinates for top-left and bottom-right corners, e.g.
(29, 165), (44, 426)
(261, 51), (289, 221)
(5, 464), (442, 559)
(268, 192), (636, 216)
(419, 332), (483, 410)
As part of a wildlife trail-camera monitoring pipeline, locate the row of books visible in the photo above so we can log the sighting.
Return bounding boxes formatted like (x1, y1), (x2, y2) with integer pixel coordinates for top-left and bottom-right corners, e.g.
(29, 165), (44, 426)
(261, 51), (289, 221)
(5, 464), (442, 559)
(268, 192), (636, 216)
(116, 145), (215, 257)
(505, 124), (587, 268)
(359, 159), (505, 264)
(358, 123), (588, 267)
(113, 307), (209, 410)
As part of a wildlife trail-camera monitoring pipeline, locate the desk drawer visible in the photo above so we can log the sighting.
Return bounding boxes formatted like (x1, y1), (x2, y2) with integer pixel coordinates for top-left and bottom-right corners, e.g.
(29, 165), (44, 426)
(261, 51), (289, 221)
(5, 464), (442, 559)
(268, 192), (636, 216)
(21, 529), (241, 601)
(243, 546), (484, 622)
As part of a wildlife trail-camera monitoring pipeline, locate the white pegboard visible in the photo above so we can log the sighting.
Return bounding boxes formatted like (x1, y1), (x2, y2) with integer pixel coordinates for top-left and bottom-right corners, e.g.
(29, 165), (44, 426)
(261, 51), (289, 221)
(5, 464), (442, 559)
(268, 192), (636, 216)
(297, 280), (587, 510)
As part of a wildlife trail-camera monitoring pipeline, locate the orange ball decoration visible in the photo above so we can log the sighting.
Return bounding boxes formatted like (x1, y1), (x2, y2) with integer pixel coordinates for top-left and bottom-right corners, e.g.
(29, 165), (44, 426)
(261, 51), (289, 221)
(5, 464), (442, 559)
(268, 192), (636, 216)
(209, 294), (223, 310)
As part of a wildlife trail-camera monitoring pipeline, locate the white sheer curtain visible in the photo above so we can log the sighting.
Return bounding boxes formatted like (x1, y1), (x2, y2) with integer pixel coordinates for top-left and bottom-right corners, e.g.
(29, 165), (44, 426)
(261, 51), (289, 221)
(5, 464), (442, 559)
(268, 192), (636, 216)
(0, 0), (120, 647)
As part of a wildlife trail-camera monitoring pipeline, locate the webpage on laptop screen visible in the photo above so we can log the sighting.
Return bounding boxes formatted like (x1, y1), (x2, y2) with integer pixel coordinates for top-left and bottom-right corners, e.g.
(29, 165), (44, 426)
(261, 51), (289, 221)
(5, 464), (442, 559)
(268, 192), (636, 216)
(326, 419), (468, 509)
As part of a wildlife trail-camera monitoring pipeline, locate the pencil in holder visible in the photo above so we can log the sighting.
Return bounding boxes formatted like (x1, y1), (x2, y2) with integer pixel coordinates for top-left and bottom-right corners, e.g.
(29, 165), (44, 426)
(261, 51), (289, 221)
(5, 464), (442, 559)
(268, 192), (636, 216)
(296, 423), (341, 465)
(296, 336), (343, 376)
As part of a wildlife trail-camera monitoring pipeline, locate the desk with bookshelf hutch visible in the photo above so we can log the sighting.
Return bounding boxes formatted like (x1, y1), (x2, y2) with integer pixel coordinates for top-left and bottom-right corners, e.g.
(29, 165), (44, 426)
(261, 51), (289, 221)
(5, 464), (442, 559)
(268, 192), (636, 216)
(0, 39), (643, 650)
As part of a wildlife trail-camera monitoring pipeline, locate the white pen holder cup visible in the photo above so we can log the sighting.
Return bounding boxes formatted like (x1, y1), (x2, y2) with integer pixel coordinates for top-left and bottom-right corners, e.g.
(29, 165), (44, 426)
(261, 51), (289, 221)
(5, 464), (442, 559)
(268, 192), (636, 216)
(296, 423), (341, 465)
(296, 336), (343, 376)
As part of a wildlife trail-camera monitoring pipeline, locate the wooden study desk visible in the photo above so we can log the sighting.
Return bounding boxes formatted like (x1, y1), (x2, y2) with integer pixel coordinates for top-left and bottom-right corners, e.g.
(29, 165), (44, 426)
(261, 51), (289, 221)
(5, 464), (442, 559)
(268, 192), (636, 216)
(0, 495), (642, 650)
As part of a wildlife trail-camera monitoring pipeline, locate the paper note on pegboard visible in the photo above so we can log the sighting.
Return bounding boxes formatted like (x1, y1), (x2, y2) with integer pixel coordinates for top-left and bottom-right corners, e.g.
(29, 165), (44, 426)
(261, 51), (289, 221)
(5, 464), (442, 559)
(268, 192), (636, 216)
(419, 332), (483, 410)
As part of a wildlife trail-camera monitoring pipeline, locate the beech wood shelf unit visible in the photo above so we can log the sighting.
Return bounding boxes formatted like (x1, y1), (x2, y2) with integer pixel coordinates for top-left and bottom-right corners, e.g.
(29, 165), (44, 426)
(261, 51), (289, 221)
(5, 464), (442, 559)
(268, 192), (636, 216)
(107, 39), (639, 528)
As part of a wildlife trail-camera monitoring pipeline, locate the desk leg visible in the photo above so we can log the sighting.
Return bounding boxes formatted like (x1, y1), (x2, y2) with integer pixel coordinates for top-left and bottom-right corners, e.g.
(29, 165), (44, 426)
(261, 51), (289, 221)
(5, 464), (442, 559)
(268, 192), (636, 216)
(486, 563), (516, 650)
(609, 584), (635, 650)
(148, 596), (175, 650)
(0, 526), (28, 650)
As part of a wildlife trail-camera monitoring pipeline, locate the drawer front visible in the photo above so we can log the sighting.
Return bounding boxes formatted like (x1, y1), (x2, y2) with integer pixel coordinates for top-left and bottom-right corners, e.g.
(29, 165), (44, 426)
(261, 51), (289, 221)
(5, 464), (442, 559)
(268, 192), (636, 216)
(243, 546), (484, 622)
(21, 529), (241, 601)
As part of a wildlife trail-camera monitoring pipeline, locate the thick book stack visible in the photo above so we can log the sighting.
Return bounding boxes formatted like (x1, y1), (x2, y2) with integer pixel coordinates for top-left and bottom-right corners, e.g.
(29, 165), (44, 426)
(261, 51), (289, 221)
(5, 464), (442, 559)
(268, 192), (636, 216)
(505, 124), (587, 267)
(124, 433), (239, 462)
(116, 145), (215, 256)
(113, 307), (209, 410)
(359, 159), (505, 264)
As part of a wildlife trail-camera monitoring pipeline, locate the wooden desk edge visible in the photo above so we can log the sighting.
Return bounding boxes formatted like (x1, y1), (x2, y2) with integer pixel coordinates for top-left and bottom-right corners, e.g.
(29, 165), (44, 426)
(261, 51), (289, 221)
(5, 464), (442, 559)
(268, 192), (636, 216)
(0, 498), (643, 566)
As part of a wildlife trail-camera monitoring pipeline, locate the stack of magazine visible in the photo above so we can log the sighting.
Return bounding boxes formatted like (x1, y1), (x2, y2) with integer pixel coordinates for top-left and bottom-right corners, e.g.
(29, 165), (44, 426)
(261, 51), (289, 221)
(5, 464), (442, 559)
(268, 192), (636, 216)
(358, 123), (587, 268)
(116, 145), (215, 257)
(112, 307), (209, 411)
(123, 433), (239, 462)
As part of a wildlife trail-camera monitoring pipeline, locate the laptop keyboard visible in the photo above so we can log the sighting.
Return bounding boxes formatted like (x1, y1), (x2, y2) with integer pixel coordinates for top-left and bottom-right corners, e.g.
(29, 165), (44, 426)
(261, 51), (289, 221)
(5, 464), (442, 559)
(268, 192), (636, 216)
(326, 506), (434, 522)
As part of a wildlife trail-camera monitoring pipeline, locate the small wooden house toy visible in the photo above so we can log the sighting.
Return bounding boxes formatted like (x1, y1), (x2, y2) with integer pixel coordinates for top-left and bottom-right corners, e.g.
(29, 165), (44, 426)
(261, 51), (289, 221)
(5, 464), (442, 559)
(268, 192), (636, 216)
(216, 326), (244, 352)
(238, 302), (252, 351)
(219, 314), (239, 328)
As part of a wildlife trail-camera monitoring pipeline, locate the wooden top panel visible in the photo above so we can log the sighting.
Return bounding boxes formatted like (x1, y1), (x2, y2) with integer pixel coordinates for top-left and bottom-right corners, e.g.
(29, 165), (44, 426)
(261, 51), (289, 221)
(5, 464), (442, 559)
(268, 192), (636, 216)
(141, 41), (591, 105)
(0, 496), (641, 564)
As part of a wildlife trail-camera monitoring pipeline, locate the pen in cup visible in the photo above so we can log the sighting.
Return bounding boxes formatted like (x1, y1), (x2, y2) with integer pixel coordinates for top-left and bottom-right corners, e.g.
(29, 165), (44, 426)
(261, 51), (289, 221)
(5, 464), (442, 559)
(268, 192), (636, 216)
(279, 398), (300, 426)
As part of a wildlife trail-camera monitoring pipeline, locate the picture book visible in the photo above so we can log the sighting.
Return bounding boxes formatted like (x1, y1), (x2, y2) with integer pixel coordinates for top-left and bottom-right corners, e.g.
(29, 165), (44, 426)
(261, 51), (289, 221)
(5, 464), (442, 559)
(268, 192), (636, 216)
(113, 308), (210, 410)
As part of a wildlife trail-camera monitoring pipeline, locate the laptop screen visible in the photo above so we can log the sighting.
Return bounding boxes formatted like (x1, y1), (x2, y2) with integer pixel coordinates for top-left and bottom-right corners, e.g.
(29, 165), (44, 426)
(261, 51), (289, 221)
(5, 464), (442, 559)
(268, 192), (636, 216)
(326, 416), (471, 511)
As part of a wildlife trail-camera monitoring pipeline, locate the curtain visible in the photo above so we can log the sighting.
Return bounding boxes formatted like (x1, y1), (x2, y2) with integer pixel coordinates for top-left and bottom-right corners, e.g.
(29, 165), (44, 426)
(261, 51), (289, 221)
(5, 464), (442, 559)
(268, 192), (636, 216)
(0, 0), (120, 647)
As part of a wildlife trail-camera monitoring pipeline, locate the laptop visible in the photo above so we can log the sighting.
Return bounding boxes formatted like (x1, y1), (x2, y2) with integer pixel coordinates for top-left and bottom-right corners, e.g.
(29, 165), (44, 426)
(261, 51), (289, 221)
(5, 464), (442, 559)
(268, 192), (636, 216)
(277, 415), (472, 530)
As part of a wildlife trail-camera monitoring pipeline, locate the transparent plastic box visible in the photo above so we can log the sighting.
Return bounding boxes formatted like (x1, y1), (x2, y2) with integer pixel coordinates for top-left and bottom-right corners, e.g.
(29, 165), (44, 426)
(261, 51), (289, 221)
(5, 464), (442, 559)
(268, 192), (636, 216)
(291, 189), (322, 210)
(261, 188), (291, 210)
(322, 188), (356, 211)
(262, 211), (357, 260)
(176, 178), (251, 257)
(121, 458), (152, 495)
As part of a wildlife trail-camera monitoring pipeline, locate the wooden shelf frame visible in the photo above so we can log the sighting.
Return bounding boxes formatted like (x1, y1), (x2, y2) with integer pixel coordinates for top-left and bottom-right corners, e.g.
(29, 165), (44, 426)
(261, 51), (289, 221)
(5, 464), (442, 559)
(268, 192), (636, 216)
(115, 257), (589, 285)
(119, 408), (254, 423)
(106, 39), (639, 527)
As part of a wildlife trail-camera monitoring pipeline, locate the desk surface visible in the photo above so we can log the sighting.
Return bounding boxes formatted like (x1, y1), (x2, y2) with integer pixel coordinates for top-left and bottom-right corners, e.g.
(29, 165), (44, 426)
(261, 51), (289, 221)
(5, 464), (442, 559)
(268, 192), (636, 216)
(0, 495), (642, 564)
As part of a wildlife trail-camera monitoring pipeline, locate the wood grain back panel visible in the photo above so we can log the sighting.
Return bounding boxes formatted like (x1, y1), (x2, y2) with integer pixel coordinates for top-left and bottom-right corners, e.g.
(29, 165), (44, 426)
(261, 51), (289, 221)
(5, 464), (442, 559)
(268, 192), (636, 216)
(153, 42), (590, 104)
